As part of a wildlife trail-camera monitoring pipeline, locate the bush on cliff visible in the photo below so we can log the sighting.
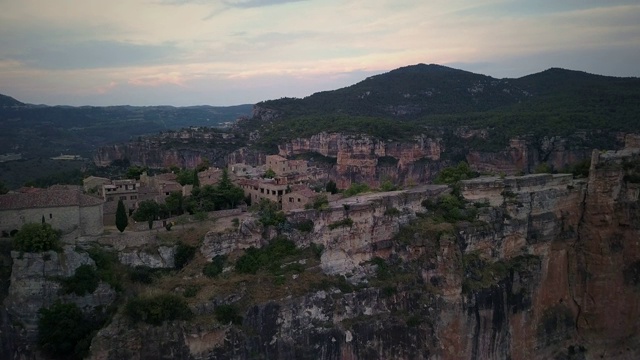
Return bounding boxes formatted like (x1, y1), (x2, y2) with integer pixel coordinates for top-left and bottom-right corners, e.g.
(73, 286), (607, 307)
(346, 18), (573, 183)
(235, 236), (299, 275)
(13, 222), (61, 252)
(38, 301), (106, 359)
(174, 242), (196, 270)
(125, 293), (193, 325)
(60, 264), (100, 296)
(434, 161), (477, 184)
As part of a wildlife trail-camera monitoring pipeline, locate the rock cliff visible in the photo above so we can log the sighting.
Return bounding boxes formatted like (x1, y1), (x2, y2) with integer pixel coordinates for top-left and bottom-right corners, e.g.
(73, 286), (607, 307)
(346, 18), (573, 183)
(6, 145), (640, 359)
(277, 131), (618, 189)
(93, 129), (244, 168)
(87, 147), (640, 359)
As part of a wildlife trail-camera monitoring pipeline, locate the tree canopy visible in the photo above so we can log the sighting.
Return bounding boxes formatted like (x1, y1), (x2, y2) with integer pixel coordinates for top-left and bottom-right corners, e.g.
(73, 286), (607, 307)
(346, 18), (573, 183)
(13, 223), (61, 252)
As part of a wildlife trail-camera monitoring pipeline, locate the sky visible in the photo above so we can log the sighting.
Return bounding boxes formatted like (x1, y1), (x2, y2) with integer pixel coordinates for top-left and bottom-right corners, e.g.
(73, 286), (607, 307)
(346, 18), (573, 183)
(0, 0), (639, 106)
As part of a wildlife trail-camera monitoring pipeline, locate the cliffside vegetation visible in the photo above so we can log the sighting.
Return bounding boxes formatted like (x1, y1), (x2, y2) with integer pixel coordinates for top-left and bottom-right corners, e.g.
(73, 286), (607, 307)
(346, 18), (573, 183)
(12, 223), (61, 253)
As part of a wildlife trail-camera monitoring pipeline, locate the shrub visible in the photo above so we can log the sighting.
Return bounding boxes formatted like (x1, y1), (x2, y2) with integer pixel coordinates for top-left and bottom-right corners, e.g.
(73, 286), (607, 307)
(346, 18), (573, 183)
(305, 194), (329, 210)
(328, 218), (354, 230)
(434, 161), (478, 184)
(183, 285), (200, 298)
(310, 243), (324, 259)
(203, 255), (226, 278)
(87, 246), (122, 291)
(294, 219), (314, 232)
(61, 265), (99, 296)
(214, 304), (243, 325)
(129, 266), (155, 284)
(235, 237), (300, 274)
(13, 223), (61, 253)
(125, 294), (193, 325)
(174, 242), (196, 270)
(343, 183), (370, 197)
(384, 207), (401, 217)
(38, 302), (100, 359)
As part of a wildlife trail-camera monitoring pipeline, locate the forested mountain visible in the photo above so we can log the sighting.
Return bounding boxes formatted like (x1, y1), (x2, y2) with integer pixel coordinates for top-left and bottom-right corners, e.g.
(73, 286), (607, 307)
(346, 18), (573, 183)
(243, 64), (640, 150)
(0, 99), (253, 158)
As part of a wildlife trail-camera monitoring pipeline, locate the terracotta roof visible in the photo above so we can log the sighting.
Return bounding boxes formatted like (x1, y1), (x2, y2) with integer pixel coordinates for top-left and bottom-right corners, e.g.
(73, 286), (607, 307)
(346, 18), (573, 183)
(266, 154), (287, 162)
(0, 189), (104, 210)
(83, 176), (109, 183)
(49, 184), (82, 192)
(154, 173), (178, 181)
(290, 188), (318, 198)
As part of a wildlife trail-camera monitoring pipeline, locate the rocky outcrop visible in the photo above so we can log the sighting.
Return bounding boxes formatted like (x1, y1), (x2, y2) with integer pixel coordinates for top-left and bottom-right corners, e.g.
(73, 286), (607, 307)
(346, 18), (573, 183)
(279, 132), (444, 188)
(200, 219), (264, 259)
(287, 185), (448, 278)
(277, 131), (619, 189)
(93, 129), (243, 168)
(118, 246), (176, 268)
(3, 246), (117, 345)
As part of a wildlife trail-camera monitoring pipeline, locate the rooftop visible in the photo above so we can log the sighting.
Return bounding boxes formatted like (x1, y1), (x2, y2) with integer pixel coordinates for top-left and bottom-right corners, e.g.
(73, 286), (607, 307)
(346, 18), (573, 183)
(0, 189), (104, 210)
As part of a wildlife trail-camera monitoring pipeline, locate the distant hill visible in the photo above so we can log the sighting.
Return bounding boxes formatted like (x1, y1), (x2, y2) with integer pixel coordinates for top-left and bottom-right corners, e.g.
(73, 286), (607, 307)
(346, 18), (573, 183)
(242, 64), (640, 150)
(0, 98), (253, 158)
(257, 64), (530, 118)
(0, 94), (24, 107)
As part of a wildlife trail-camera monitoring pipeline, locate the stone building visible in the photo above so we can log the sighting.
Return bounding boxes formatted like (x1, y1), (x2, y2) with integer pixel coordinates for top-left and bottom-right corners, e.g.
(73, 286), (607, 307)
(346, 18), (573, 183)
(282, 187), (320, 212)
(0, 189), (104, 237)
(265, 155), (307, 176)
(236, 178), (290, 206)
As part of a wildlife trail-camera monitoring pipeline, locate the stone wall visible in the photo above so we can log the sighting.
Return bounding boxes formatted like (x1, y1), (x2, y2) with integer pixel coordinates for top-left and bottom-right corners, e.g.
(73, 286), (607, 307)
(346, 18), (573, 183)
(0, 203), (103, 237)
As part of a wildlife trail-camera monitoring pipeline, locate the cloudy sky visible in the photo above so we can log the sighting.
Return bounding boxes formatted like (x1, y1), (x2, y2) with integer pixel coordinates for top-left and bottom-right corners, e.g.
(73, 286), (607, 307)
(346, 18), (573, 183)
(1, 0), (639, 106)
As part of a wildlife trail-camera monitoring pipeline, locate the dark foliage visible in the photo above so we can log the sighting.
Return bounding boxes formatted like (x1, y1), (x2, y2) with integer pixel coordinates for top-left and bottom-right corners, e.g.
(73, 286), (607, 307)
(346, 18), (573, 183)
(38, 302), (107, 359)
(214, 304), (243, 325)
(115, 199), (128, 233)
(61, 264), (100, 296)
(13, 223), (61, 252)
(125, 294), (193, 325)
(203, 255), (227, 278)
(175, 242), (196, 270)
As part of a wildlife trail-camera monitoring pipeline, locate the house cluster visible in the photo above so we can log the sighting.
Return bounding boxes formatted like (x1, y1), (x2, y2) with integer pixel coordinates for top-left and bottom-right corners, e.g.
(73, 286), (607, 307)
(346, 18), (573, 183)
(83, 168), (225, 225)
(0, 153), (334, 237)
(230, 155), (334, 211)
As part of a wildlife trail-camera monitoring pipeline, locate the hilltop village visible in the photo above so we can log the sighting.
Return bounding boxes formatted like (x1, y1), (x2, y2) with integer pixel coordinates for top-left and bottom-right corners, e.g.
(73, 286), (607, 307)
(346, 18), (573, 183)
(1, 154), (345, 238)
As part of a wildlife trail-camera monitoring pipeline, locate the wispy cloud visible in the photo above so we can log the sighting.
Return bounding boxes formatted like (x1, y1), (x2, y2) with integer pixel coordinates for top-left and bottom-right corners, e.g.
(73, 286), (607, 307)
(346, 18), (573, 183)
(222, 0), (308, 8)
(0, 0), (638, 106)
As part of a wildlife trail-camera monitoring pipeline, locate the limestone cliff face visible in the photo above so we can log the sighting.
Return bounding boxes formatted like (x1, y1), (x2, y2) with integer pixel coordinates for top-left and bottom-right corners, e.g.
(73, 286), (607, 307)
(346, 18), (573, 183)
(466, 136), (594, 175)
(277, 132), (611, 189)
(279, 132), (444, 188)
(88, 149), (640, 359)
(2, 246), (117, 358)
(93, 129), (242, 168)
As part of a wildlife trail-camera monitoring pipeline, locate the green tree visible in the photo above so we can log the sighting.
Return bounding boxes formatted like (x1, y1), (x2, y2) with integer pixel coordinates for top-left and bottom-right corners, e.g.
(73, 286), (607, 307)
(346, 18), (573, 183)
(435, 162), (477, 184)
(192, 169), (200, 188)
(115, 200), (128, 233)
(218, 168), (233, 190)
(264, 168), (276, 179)
(176, 169), (195, 186)
(325, 180), (338, 194)
(38, 302), (94, 359)
(165, 191), (185, 216)
(0, 181), (8, 195)
(196, 159), (210, 172)
(132, 200), (160, 222)
(126, 166), (147, 180)
(13, 223), (61, 252)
